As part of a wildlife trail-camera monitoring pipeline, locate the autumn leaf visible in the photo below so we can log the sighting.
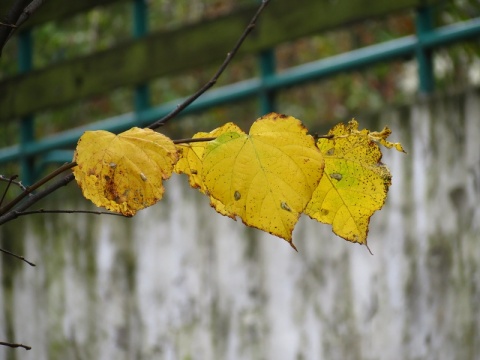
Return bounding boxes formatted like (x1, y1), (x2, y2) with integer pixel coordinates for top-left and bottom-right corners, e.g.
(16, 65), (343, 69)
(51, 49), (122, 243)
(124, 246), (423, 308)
(73, 127), (178, 216)
(201, 113), (325, 246)
(304, 119), (400, 245)
(174, 123), (243, 217)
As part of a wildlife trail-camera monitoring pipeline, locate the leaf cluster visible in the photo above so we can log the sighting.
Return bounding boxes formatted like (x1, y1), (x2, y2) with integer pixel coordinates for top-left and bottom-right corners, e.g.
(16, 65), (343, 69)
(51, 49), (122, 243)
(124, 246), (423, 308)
(73, 112), (404, 249)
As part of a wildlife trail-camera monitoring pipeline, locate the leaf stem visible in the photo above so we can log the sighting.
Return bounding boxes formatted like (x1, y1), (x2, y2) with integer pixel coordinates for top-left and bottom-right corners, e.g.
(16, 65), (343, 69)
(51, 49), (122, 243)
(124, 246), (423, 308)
(173, 137), (216, 144)
(313, 134), (335, 141)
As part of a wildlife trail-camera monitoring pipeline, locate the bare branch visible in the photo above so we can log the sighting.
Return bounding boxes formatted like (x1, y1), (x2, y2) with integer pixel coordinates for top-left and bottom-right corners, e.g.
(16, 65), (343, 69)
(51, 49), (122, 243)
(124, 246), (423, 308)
(148, 0), (271, 130)
(0, 341), (31, 350)
(0, 247), (35, 266)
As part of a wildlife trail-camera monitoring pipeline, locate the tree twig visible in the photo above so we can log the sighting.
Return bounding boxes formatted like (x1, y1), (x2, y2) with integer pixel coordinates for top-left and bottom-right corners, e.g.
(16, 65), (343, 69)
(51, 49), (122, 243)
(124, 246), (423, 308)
(0, 341), (31, 350)
(14, 209), (126, 218)
(0, 175), (17, 207)
(0, 175), (29, 193)
(148, 0), (270, 130)
(0, 247), (35, 266)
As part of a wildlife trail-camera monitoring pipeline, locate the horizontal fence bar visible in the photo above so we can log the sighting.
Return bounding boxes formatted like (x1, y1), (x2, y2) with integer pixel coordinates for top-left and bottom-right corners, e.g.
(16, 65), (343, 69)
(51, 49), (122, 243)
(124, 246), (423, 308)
(1, 16), (479, 165)
(0, 0), (441, 122)
(421, 16), (480, 47)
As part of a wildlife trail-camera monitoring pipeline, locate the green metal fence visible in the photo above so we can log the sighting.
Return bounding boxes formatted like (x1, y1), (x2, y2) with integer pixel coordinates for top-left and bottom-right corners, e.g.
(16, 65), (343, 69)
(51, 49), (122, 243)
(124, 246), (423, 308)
(1, 0), (480, 184)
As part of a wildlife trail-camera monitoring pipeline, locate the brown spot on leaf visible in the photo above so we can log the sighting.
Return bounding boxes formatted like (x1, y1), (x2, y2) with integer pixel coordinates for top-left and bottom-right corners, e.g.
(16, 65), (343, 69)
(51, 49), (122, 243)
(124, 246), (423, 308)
(234, 191), (241, 201)
(281, 202), (291, 212)
(330, 173), (342, 181)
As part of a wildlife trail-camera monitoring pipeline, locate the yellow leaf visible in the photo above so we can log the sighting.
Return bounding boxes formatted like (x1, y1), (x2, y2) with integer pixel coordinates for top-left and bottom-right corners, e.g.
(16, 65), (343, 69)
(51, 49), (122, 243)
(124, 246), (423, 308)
(73, 127), (178, 216)
(305, 120), (395, 245)
(174, 123), (243, 217)
(202, 113), (325, 245)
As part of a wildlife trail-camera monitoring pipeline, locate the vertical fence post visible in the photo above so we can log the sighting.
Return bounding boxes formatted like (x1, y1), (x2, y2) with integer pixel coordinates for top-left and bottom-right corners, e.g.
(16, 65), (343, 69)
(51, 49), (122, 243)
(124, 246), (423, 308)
(18, 29), (34, 185)
(258, 49), (276, 114)
(415, 6), (435, 94)
(133, 0), (150, 114)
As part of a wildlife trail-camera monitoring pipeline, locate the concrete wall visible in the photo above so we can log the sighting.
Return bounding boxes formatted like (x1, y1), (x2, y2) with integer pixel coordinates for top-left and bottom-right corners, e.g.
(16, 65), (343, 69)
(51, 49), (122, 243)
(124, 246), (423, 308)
(1, 89), (479, 360)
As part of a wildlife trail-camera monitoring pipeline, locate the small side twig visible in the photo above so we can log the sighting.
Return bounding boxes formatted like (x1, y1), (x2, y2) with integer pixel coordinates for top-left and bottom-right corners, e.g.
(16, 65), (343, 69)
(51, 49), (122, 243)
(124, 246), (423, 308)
(0, 175), (28, 192)
(0, 175), (17, 207)
(0, 341), (31, 350)
(0, 248), (35, 266)
(148, 0), (270, 130)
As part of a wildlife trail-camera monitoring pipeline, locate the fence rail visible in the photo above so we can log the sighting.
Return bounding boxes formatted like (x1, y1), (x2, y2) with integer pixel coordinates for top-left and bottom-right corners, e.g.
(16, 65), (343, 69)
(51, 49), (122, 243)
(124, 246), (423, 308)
(1, 0), (479, 184)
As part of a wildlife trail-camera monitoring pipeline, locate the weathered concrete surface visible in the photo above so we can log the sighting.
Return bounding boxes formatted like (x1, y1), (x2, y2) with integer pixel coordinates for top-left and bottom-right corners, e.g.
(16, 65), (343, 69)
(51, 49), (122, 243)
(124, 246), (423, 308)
(1, 89), (479, 360)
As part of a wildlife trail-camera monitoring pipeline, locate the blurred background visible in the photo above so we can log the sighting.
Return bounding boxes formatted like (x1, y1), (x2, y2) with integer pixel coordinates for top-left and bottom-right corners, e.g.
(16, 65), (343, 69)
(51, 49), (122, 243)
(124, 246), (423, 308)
(0, 0), (479, 359)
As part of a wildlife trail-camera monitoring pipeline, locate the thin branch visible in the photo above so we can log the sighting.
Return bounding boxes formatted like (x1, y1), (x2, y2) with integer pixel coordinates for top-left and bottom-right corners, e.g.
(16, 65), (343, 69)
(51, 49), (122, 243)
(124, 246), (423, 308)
(0, 173), (75, 226)
(0, 0), (31, 56)
(0, 175), (17, 207)
(0, 248), (35, 266)
(0, 341), (31, 350)
(0, 162), (76, 216)
(173, 137), (216, 144)
(148, 0), (270, 130)
(14, 209), (126, 217)
(0, 175), (28, 192)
